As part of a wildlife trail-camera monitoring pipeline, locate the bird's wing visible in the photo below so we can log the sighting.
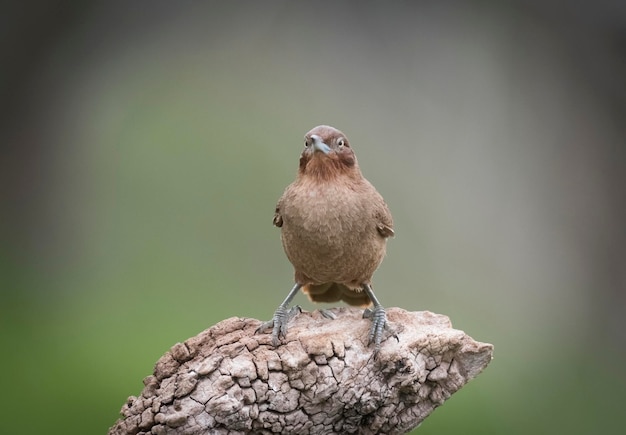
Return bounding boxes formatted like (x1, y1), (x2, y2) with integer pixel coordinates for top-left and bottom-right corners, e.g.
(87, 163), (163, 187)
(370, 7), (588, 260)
(375, 200), (395, 238)
(272, 200), (283, 227)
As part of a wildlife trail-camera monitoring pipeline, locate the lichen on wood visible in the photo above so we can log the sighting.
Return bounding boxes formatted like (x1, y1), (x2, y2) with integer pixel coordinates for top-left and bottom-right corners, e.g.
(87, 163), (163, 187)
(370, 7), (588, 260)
(109, 308), (493, 435)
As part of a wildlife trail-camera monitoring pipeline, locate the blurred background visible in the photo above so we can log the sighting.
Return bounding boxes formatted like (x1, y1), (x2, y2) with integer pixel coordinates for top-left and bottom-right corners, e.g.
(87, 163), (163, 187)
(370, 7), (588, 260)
(2, 1), (625, 433)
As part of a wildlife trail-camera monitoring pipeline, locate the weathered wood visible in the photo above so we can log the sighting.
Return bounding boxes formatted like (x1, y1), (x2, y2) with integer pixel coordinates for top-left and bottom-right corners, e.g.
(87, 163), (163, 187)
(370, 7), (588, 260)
(109, 308), (493, 435)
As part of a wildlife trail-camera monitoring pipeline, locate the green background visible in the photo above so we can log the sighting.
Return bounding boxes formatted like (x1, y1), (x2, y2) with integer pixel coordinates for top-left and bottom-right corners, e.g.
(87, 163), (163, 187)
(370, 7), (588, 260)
(2, 1), (625, 434)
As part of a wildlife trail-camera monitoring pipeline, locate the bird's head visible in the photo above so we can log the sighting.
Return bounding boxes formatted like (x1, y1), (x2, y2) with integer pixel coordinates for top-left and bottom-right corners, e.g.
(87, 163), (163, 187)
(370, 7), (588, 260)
(298, 125), (361, 180)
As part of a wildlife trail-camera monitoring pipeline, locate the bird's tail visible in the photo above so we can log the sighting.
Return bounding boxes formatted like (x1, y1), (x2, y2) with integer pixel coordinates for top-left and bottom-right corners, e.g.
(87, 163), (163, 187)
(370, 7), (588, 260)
(302, 283), (371, 307)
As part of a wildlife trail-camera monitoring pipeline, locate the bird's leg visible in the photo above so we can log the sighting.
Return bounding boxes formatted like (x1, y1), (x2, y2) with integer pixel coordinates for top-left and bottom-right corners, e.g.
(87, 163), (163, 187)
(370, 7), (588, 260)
(256, 283), (302, 346)
(361, 283), (387, 351)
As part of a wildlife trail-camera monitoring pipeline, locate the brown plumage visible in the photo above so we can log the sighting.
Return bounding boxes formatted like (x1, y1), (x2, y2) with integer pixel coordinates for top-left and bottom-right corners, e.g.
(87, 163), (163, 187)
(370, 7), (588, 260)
(258, 125), (394, 350)
(274, 125), (394, 305)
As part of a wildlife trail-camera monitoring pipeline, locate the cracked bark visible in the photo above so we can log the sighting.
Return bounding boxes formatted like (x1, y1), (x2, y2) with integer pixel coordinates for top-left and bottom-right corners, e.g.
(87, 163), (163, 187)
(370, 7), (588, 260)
(108, 308), (493, 435)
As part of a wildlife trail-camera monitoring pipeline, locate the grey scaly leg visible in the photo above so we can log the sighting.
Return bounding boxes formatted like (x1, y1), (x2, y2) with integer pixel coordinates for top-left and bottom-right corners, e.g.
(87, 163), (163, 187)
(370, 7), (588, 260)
(362, 283), (387, 351)
(256, 283), (302, 346)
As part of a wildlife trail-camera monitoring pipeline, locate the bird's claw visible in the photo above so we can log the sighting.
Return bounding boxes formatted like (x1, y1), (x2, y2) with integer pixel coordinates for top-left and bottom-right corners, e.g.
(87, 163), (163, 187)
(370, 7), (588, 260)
(256, 305), (301, 346)
(363, 305), (387, 352)
(320, 309), (337, 320)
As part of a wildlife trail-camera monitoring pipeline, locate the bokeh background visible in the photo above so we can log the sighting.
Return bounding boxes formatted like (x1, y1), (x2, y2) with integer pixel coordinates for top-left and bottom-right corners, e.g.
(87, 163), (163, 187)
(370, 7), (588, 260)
(2, 1), (625, 434)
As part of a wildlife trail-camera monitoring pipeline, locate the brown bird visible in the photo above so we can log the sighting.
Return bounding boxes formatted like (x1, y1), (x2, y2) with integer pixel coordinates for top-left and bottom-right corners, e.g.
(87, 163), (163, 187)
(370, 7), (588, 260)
(257, 125), (394, 350)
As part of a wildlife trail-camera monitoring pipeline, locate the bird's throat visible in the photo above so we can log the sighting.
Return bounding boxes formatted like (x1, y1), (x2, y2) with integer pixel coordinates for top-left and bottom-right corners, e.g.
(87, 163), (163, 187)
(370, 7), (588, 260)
(300, 156), (359, 183)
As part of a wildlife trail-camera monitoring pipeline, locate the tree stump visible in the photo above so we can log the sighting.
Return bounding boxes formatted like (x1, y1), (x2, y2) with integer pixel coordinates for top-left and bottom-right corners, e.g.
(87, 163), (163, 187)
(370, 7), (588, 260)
(109, 308), (493, 434)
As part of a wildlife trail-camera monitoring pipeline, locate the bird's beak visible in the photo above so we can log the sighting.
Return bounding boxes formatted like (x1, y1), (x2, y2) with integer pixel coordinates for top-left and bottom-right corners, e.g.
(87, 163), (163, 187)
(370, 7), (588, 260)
(310, 135), (331, 155)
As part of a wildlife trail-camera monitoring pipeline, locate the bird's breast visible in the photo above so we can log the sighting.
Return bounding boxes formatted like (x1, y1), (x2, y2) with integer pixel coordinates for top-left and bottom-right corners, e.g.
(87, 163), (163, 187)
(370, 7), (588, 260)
(279, 181), (386, 285)
(283, 184), (365, 241)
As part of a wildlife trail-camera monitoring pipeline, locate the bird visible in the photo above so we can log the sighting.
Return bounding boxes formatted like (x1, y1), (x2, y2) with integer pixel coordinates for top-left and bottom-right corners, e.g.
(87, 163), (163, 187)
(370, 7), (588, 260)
(257, 125), (394, 351)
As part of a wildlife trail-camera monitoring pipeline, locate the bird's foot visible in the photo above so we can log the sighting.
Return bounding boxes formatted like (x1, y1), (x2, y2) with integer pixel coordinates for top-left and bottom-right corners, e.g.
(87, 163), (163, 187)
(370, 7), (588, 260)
(363, 305), (387, 352)
(320, 309), (337, 320)
(256, 305), (301, 346)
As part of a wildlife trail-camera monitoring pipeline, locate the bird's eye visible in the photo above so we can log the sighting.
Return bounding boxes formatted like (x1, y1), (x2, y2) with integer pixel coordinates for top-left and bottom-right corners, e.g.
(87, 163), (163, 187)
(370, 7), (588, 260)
(304, 138), (309, 147)
(337, 138), (345, 147)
